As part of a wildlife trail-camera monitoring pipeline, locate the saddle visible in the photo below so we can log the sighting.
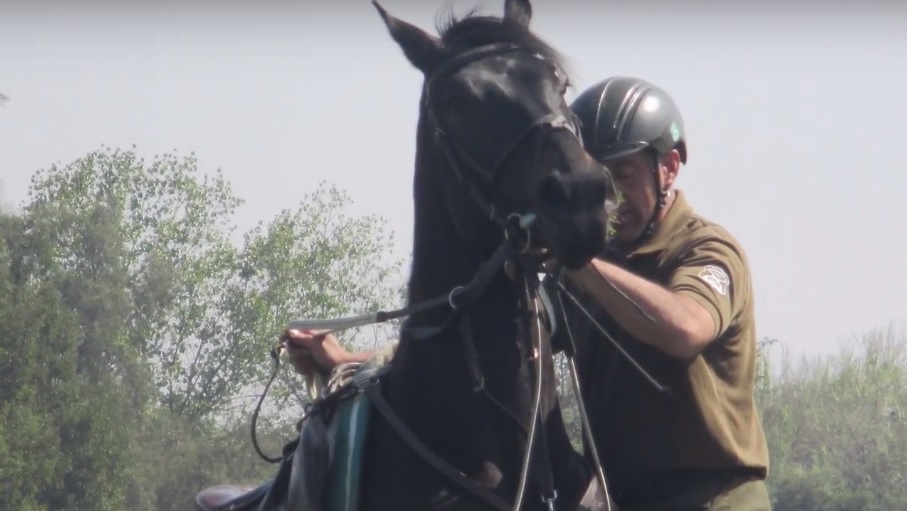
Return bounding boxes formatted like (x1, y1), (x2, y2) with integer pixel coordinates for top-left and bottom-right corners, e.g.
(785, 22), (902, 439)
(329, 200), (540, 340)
(195, 337), (617, 511)
(195, 343), (397, 511)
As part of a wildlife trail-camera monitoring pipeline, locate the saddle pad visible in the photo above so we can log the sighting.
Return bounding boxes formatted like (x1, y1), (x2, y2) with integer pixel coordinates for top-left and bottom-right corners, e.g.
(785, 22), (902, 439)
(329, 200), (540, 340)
(326, 392), (371, 511)
(324, 342), (395, 511)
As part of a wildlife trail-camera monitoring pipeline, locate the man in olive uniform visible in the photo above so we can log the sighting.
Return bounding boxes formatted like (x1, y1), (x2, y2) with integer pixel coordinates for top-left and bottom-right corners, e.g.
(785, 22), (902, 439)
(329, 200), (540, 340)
(549, 76), (771, 510)
(284, 76), (772, 510)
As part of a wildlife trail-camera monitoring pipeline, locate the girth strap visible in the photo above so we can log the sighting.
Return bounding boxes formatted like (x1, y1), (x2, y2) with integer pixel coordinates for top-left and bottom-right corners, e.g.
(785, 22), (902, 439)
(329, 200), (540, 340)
(364, 384), (512, 511)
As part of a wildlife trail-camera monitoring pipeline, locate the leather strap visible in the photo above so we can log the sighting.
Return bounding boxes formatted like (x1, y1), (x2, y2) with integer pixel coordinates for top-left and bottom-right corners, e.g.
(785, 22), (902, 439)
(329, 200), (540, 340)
(364, 384), (512, 511)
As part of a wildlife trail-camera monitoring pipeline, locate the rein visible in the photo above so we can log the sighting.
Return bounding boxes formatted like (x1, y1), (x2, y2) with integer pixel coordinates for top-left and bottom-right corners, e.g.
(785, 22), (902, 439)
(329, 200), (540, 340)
(246, 41), (663, 511)
(249, 214), (528, 462)
(252, 215), (551, 511)
(247, 247), (671, 511)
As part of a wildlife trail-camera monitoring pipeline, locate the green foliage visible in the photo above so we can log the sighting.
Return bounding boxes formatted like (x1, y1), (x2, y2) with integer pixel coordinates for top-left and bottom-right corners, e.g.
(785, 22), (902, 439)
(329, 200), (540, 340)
(554, 328), (907, 511)
(5, 142), (906, 511)
(1, 145), (405, 510)
(226, 182), (404, 427)
(606, 189), (624, 237)
(121, 409), (286, 510)
(24, 145), (244, 417)
(552, 353), (584, 451)
(757, 323), (907, 510)
(0, 213), (133, 511)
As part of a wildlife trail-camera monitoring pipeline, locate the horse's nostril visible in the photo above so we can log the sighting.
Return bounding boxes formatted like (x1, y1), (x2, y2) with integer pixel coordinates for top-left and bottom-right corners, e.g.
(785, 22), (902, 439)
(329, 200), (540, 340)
(538, 175), (571, 214)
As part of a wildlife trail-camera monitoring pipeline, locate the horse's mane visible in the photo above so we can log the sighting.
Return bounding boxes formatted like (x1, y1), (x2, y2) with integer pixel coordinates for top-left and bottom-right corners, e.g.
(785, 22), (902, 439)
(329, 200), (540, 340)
(434, 8), (574, 83)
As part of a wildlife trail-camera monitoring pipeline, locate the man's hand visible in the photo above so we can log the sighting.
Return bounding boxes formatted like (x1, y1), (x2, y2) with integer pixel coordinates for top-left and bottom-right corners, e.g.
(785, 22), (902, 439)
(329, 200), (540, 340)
(282, 329), (350, 376)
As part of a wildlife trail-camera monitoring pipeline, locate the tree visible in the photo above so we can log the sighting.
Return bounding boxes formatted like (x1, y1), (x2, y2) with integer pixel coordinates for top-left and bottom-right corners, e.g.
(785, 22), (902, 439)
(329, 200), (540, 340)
(757, 324), (907, 510)
(8, 144), (406, 510)
(9, 143), (907, 511)
(224, 182), (405, 425)
(24, 146), (405, 424)
(22, 145), (241, 412)
(0, 212), (135, 511)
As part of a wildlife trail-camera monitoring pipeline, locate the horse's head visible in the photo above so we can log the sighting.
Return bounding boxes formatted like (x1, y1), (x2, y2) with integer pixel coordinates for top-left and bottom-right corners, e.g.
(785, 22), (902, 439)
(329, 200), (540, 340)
(374, 0), (615, 270)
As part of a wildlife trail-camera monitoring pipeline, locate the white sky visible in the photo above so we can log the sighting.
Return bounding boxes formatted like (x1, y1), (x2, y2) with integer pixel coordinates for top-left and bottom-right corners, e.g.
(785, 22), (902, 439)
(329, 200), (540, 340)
(2, 0), (905, 363)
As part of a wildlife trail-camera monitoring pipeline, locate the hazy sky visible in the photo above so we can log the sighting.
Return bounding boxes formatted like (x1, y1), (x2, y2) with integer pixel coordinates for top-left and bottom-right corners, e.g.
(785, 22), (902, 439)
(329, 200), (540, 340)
(2, 0), (905, 362)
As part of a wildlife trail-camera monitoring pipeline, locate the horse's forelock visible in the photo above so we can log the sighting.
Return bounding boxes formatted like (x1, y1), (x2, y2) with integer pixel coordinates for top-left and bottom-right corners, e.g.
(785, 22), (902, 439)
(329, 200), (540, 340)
(432, 9), (572, 83)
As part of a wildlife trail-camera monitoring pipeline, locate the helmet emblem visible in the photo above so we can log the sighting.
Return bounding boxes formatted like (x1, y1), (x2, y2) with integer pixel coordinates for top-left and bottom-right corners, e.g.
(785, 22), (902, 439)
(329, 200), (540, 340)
(669, 122), (680, 142)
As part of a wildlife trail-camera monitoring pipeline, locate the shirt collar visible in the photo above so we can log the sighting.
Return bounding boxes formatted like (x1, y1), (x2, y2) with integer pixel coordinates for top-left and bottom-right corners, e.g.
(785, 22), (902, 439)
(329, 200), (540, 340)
(622, 189), (693, 257)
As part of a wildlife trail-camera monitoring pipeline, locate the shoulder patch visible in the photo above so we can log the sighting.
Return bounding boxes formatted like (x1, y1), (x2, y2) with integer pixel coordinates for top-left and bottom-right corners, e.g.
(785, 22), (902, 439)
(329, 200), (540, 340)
(697, 265), (730, 296)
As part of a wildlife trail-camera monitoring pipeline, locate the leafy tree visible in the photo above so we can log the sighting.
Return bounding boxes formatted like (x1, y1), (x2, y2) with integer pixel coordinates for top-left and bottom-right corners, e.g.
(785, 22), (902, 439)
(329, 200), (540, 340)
(7, 139), (907, 511)
(0, 212), (134, 511)
(23, 146), (405, 424)
(5, 144), (406, 510)
(22, 145), (240, 413)
(224, 181), (405, 426)
(757, 323), (907, 510)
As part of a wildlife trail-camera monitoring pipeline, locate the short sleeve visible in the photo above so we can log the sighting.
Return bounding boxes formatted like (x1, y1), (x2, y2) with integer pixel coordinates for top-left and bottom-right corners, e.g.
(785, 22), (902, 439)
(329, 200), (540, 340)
(669, 234), (748, 339)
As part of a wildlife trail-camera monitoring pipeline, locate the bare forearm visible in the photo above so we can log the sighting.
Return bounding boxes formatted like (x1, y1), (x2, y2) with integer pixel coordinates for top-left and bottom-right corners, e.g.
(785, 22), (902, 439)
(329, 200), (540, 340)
(344, 349), (383, 364)
(565, 259), (713, 359)
(342, 338), (399, 365)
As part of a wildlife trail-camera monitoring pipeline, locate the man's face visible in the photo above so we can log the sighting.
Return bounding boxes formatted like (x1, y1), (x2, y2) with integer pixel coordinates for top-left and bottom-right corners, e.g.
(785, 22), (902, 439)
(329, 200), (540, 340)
(603, 149), (679, 245)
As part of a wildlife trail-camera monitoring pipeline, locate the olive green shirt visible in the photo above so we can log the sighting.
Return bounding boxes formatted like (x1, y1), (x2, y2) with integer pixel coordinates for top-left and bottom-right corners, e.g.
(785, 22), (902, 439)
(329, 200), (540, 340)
(549, 190), (770, 494)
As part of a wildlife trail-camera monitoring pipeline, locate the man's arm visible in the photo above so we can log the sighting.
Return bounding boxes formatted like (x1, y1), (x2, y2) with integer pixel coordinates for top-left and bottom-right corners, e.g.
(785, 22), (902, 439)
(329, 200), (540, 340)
(563, 237), (746, 361)
(343, 349), (384, 364)
(285, 329), (384, 375)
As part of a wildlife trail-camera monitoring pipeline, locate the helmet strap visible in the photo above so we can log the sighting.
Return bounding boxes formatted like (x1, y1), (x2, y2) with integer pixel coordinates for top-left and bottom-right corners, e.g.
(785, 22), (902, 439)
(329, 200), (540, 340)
(640, 150), (667, 239)
(608, 151), (669, 257)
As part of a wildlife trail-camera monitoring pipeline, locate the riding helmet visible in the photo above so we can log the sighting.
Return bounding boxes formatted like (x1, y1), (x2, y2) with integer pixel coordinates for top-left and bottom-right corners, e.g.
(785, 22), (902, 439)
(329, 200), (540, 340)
(570, 76), (687, 165)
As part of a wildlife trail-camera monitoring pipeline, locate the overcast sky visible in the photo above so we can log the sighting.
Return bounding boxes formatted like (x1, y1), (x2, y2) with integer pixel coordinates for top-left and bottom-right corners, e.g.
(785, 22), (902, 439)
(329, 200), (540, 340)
(2, 0), (905, 362)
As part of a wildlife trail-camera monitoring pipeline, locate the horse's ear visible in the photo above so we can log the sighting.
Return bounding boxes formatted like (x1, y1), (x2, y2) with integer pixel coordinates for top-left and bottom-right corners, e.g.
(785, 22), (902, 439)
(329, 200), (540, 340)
(373, 0), (443, 74)
(503, 0), (532, 28)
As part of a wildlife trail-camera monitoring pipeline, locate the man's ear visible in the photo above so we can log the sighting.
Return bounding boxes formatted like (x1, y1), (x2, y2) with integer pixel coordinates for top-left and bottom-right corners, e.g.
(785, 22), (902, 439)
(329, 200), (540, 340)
(373, 0), (444, 74)
(661, 149), (682, 189)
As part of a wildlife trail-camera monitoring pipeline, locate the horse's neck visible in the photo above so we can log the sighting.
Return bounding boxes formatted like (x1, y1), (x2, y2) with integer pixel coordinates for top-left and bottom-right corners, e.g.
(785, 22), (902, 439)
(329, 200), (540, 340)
(376, 162), (573, 502)
(406, 211), (518, 330)
(404, 140), (518, 328)
(395, 156), (526, 383)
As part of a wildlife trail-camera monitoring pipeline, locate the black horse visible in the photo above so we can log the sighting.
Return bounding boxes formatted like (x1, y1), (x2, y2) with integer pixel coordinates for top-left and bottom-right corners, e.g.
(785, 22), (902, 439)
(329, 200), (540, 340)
(196, 1), (616, 510)
(355, 1), (616, 510)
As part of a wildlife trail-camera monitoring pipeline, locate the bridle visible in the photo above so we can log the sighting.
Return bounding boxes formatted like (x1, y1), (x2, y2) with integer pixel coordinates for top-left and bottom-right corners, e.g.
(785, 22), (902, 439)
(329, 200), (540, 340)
(391, 41), (581, 511)
(424, 42), (583, 230)
(250, 42), (636, 511)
